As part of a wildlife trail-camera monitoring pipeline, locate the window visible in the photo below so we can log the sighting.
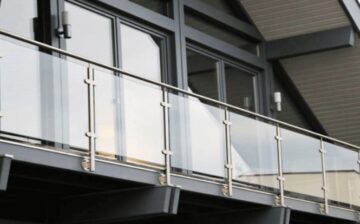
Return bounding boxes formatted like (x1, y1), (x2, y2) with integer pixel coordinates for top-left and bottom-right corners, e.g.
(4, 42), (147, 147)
(224, 64), (257, 111)
(186, 47), (259, 112)
(187, 49), (219, 99)
(0, 0), (38, 39)
(64, 2), (114, 65)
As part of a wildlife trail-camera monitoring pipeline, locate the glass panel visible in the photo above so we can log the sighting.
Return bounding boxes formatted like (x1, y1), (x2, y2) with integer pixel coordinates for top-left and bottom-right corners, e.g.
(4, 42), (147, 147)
(94, 69), (119, 157)
(184, 8), (257, 54)
(225, 64), (256, 112)
(230, 112), (278, 191)
(65, 2), (114, 65)
(119, 24), (164, 166)
(187, 49), (219, 100)
(122, 77), (164, 165)
(281, 128), (323, 201)
(325, 143), (360, 208)
(64, 59), (89, 150)
(0, 0), (38, 39)
(129, 0), (171, 17)
(170, 93), (226, 177)
(0, 37), (89, 151)
(95, 69), (164, 165)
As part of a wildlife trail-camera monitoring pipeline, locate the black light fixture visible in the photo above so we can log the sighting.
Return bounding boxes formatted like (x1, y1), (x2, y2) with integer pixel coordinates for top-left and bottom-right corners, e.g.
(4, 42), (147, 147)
(57, 11), (72, 39)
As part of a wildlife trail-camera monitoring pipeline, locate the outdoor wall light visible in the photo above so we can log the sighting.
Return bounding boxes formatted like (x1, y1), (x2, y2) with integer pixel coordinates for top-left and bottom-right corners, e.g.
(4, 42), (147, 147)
(243, 96), (251, 110)
(274, 92), (282, 112)
(57, 11), (72, 39)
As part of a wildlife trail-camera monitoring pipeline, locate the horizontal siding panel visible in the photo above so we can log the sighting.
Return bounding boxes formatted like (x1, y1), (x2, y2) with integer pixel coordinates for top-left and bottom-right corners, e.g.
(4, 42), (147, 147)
(240, 0), (350, 40)
(281, 37), (360, 146)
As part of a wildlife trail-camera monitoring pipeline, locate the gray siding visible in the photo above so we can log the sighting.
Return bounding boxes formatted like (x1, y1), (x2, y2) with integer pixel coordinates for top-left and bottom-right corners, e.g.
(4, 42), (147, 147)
(281, 37), (360, 145)
(240, 0), (350, 40)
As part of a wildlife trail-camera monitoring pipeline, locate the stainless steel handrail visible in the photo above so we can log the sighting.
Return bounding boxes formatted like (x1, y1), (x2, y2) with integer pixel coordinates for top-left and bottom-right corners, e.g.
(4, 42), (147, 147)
(0, 28), (359, 151)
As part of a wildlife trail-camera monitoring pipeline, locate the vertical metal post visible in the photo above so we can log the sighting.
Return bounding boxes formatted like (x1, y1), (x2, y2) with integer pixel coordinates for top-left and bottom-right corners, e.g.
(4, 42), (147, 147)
(223, 108), (233, 197)
(275, 124), (285, 206)
(319, 138), (329, 214)
(160, 87), (172, 186)
(82, 64), (96, 172)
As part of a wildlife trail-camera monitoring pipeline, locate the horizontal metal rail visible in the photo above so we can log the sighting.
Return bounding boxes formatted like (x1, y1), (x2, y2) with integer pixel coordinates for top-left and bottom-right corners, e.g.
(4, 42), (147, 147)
(0, 28), (359, 151)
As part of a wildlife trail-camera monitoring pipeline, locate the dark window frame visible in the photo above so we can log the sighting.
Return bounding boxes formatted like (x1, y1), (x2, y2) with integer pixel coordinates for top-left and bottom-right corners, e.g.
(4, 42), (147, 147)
(186, 43), (260, 113)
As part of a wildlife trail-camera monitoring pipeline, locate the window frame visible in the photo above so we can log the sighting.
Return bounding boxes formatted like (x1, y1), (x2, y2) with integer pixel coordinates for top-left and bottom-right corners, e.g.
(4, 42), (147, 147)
(186, 43), (260, 113)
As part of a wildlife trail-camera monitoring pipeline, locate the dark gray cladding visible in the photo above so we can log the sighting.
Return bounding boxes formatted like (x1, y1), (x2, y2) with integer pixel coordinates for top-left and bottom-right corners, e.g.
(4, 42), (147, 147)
(266, 26), (355, 60)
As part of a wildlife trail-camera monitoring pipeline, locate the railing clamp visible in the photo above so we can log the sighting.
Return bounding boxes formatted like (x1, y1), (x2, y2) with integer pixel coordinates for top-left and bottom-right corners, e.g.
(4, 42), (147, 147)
(274, 195), (282, 207)
(81, 156), (91, 172)
(319, 204), (328, 215)
(84, 79), (96, 86)
(160, 101), (171, 108)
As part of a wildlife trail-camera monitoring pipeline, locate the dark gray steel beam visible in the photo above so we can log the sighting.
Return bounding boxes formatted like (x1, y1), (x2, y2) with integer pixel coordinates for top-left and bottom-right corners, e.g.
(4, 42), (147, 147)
(196, 207), (291, 224)
(58, 186), (180, 224)
(185, 26), (266, 69)
(341, 0), (360, 35)
(182, 0), (262, 41)
(0, 154), (13, 191)
(266, 26), (355, 60)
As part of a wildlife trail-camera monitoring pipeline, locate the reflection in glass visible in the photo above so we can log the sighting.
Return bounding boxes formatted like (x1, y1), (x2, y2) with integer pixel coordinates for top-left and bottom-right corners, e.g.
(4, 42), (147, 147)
(225, 64), (256, 111)
(187, 50), (219, 100)
(66, 61), (89, 150)
(230, 112), (278, 190)
(95, 69), (119, 156)
(282, 129), (322, 200)
(65, 2), (114, 65)
(0, 0), (37, 39)
(170, 93), (226, 177)
(325, 143), (360, 207)
(120, 24), (164, 165)
(0, 39), (42, 139)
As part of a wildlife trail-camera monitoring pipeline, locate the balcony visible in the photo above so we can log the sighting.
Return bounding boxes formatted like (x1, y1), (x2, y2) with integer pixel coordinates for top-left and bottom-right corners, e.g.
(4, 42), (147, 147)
(0, 29), (359, 221)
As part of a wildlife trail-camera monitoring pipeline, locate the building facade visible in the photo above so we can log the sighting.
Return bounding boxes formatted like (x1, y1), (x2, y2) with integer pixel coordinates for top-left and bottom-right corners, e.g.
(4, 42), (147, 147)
(0, 0), (359, 223)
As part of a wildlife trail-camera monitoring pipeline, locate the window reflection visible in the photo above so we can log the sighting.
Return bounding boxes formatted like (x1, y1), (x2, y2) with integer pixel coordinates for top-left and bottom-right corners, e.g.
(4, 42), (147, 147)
(225, 64), (256, 112)
(0, 0), (37, 39)
(65, 2), (114, 65)
(187, 50), (219, 100)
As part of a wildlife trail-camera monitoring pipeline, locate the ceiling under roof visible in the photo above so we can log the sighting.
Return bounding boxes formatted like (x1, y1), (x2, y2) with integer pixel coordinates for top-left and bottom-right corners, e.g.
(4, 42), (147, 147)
(240, 0), (350, 41)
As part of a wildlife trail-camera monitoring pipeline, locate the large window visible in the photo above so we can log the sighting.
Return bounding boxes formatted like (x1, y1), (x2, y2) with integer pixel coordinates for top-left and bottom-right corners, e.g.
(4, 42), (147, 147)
(186, 47), (258, 112)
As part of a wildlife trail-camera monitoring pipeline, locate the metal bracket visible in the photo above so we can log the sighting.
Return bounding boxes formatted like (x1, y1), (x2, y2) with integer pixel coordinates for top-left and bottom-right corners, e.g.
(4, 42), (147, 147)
(222, 184), (230, 197)
(160, 101), (171, 108)
(319, 204), (328, 215)
(159, 174), (167, 185)
(223, 120), (232, 126)
(274, 195), (282, 207)
(84, 79), (96, 86)
(81, 156), (91, 172)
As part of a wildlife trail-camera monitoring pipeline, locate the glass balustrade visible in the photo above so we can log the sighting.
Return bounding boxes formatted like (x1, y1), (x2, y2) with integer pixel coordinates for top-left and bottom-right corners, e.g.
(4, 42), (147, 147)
(0, 33), (360, 212)
(325, 142), (360, 209)
(230, 112), (278, 192)
(169, 92), (226, 178)
(281, 128), (323, 202)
